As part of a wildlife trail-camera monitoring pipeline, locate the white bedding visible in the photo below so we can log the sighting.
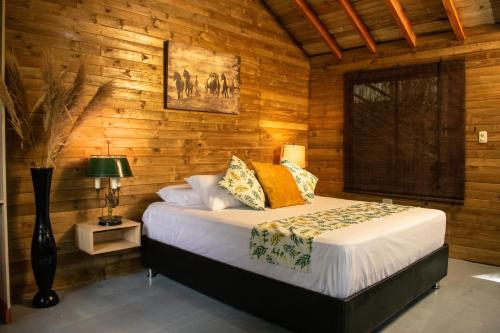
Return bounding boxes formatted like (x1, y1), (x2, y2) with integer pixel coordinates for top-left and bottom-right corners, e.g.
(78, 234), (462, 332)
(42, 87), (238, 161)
(142, 196), (446, 299)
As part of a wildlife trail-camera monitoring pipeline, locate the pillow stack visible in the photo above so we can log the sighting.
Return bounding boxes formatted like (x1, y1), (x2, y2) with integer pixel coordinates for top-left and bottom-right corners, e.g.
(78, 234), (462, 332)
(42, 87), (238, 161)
(156, 155), (317, 211)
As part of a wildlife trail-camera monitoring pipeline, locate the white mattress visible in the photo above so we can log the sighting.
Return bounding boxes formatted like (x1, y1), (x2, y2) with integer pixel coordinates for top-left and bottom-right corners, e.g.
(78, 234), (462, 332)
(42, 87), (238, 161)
(142, 196), (446, 299)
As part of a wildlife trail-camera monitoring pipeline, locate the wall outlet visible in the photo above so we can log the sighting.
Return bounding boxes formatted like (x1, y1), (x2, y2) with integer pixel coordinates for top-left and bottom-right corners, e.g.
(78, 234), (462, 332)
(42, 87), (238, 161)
(478, 131), (488, 144)
(382, 198), (393, 204)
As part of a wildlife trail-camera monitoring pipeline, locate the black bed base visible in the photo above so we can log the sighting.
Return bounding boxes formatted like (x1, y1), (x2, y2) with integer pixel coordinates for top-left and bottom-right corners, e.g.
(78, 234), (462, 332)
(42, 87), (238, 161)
(142, 236), (448, 333)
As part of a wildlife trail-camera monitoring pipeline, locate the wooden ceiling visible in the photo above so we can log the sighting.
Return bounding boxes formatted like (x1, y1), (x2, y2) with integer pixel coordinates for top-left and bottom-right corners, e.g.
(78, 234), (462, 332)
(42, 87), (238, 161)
(262, 0), (500, 57)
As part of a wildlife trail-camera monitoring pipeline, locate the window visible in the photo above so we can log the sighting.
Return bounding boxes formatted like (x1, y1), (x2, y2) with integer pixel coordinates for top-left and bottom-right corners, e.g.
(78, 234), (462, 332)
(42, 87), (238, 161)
(343, 61), (465, 203)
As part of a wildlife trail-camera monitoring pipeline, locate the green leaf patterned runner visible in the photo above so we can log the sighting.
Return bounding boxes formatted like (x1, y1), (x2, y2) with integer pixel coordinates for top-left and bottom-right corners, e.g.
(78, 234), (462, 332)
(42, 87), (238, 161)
(249, 202), (413, 272)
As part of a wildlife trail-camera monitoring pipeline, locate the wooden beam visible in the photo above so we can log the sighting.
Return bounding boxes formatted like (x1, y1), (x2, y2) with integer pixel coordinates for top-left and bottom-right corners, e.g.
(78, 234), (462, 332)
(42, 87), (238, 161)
(385, 0), (417, 48)
(337, 0), (377, 54)
(293, 0), (342, 59)
(442, 0), (466, 41)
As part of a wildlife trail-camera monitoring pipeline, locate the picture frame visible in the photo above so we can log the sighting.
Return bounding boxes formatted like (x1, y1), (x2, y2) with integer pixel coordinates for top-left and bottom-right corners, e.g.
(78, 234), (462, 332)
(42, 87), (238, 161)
(163, 41), (241, 114)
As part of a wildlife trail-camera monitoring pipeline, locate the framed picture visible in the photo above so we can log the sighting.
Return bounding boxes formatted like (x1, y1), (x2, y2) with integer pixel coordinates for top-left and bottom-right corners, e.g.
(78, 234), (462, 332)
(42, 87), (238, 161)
(164, 41), (241, 114)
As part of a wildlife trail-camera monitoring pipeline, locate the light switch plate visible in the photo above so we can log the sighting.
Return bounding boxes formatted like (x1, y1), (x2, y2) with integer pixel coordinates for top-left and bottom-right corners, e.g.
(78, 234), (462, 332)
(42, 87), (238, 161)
(479, 131), (488, 144)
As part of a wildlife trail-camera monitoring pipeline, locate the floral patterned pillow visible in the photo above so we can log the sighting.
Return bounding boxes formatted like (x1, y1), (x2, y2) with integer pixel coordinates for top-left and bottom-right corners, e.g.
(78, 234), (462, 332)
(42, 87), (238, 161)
(219, 156), (265, 210)
(281, 160), (318, 203)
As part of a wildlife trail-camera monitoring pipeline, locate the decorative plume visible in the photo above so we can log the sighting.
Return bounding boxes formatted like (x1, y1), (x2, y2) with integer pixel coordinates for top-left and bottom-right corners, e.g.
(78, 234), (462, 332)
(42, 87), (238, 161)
(0, 51), (115, 167)
(0, 50), (34, 150)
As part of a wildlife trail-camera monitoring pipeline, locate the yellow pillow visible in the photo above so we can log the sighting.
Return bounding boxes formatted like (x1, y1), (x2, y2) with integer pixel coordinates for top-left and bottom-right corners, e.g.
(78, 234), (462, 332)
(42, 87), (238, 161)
(251, 162), (305, 209)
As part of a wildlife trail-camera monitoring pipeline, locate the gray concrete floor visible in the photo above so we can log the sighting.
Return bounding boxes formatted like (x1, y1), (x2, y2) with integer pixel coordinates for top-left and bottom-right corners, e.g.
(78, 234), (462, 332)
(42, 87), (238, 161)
(1, 259), (499, 333)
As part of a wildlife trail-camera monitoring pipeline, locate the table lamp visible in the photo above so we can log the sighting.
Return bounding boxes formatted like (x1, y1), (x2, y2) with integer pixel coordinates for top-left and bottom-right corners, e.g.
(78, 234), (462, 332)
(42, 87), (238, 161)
(280, 144), (306, 168)
(86, 155), (133, 226)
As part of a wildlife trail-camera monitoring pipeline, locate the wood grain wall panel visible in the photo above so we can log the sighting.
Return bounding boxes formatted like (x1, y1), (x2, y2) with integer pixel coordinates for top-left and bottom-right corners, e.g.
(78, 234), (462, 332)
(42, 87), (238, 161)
(5, 0), (309, 300)
(309, 26), (500, 267)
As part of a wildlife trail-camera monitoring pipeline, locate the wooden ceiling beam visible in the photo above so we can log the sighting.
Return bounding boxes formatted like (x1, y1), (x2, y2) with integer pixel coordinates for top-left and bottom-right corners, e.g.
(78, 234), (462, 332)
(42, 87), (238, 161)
(385, 0), (417, 48)
(337, 0), (377, 54)
(442, 0), (466, 40)
(293, 0), (342, 59)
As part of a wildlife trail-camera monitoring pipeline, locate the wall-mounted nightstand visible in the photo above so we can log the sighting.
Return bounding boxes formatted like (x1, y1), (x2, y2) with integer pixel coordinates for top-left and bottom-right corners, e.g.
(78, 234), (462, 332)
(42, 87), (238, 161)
(75, 219), (141, 255)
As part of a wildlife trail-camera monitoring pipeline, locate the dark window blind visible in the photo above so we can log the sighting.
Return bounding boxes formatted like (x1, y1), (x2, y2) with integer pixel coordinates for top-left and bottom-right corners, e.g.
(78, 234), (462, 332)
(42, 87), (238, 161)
(343, 61), (465, 203)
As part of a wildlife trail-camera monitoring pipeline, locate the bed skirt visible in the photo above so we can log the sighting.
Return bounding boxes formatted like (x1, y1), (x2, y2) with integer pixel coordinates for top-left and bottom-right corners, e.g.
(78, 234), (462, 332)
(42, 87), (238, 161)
(141, 236), (448, 333)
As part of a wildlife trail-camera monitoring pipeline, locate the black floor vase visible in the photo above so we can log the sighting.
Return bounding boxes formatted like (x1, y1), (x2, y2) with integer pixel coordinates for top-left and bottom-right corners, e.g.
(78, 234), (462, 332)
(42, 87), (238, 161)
(31, 168), (59, 308)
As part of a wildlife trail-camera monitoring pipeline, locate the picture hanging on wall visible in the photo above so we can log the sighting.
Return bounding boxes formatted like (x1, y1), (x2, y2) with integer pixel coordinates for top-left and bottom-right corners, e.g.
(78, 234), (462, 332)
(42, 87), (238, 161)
(164, 41), (241, 114)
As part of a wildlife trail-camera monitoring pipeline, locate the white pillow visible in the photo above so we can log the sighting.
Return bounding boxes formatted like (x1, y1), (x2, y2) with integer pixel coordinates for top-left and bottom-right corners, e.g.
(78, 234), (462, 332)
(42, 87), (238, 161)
(186, 174), (243, 211)
(156, 183), (204, 207)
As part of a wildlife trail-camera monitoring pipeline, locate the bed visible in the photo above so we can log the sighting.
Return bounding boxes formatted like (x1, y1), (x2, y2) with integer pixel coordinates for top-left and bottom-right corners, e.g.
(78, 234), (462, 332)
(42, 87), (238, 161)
(141, 196), (448, 332)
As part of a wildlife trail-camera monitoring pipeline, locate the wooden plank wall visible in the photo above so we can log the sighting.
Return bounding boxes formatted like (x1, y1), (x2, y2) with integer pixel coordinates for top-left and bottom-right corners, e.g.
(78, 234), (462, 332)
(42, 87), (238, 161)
(5, 0), (309, 300)
(309, 26), (500, 267)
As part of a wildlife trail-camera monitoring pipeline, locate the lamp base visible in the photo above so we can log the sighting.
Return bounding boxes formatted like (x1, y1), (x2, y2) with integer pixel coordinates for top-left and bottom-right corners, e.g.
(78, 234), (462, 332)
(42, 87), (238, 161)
(98, 215), (123, 226)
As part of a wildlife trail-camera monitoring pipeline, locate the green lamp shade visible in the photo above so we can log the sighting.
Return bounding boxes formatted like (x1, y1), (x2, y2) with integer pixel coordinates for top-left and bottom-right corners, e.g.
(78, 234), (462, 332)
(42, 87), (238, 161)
(86, 155), (133, 178)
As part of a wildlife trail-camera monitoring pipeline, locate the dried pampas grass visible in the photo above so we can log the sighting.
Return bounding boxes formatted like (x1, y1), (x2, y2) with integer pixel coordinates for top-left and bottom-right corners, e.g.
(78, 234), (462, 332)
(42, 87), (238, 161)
(0, 51), (34, 150)
(0, 52), (115, 168)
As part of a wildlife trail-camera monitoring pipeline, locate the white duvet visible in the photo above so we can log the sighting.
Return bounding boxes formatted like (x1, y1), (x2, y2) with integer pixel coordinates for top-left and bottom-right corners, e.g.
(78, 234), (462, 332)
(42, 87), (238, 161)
(142, 196), (445, 299)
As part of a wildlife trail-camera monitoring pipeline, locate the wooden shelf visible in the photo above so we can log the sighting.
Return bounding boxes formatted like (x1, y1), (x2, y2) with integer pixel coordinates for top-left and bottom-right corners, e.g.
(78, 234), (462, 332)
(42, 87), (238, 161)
(93, 239), (139, 254)
(76, 219), (141, 255)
